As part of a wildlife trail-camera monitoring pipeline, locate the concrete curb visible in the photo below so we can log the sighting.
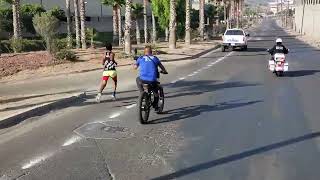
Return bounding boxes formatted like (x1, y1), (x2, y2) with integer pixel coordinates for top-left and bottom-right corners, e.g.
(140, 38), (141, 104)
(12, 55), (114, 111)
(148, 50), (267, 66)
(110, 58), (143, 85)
(0, 92), (86, 129)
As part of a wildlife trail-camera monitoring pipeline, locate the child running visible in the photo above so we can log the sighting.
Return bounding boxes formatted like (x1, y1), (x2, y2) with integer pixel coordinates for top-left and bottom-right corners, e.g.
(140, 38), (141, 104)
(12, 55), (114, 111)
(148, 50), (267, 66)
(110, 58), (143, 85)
(96, 43), (118, 103)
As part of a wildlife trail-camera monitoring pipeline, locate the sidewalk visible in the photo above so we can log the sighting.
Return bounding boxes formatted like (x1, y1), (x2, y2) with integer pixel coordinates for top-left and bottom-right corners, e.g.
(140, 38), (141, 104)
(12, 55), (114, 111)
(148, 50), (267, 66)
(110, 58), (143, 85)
(276, 20), (320, 49)
(0, 40), (220, 126)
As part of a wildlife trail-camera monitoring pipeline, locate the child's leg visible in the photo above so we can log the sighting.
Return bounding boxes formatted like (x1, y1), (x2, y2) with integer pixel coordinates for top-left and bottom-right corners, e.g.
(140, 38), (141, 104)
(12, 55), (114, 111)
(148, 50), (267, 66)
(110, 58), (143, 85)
(99, 77), (109, 93)
(112, 76), (117, 93)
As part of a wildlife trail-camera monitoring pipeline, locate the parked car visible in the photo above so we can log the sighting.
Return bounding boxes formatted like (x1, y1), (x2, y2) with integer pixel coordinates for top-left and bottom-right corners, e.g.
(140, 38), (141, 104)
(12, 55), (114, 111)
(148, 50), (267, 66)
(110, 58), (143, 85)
(222, 28), (250, 52)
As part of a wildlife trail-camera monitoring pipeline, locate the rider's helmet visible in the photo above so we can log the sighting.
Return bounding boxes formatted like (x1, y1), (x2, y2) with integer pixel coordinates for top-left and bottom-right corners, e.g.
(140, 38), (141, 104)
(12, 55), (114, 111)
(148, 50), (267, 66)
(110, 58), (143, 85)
(276, 38), (283, 45)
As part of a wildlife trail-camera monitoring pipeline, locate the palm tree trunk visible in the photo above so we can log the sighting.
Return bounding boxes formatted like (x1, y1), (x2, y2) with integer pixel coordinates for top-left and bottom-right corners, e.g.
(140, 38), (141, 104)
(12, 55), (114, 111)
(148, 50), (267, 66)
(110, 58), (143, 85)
(73, 0), (80, 48)
(169, 0), (176, 49)
(199, 0), (205, 41)
(12, 0), (22, 40)
(151, 11), (157, 44)
(79, 0), (86, 49)
(117, 5), (122, 46)
(136, 20), (141, 45)
(165, 27), (169, 42)
(143, 0), (148, 44)
(223, 0), (227, 23)
(112, 6), (118, 43)
(185, 0), (191, 46)
(124, 0), (132, 54)
(66, 0), (72, 48)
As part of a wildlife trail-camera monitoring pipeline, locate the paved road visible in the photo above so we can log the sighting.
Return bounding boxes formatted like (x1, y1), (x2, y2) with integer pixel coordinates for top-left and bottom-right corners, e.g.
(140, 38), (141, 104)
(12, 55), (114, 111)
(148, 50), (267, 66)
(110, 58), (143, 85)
(1, 18), (320, 180)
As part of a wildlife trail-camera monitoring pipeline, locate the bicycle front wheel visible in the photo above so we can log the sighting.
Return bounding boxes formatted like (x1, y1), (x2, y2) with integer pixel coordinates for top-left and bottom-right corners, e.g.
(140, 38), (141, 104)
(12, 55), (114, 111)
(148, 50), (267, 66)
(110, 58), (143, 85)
(156, 86), (165, 114)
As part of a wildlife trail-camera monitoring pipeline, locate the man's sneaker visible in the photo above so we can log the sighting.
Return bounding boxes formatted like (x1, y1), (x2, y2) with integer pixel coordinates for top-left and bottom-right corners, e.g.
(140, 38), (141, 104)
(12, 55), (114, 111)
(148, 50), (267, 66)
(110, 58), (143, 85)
(111, 92), (116, 100)
(96, 93), (102, 103)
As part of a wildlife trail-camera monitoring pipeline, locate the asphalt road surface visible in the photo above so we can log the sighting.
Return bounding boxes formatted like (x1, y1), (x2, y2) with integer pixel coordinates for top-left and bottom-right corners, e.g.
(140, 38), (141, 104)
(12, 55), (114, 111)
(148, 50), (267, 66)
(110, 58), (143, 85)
(2, 18), (320, 180)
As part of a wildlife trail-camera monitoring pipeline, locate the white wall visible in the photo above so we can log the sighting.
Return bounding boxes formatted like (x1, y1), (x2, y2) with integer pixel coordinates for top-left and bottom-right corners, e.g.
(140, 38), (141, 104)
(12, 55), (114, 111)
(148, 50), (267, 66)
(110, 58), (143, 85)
(295, 4), (320, 39)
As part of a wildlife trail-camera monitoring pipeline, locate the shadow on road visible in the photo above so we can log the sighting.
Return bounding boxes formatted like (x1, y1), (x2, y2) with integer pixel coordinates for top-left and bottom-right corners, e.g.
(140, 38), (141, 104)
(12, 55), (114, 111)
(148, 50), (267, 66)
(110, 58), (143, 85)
(166, 80), (259, 99)
(285, 70), (320, 77)
(149, 100), (262, 124)
(152, 132), (320, 180)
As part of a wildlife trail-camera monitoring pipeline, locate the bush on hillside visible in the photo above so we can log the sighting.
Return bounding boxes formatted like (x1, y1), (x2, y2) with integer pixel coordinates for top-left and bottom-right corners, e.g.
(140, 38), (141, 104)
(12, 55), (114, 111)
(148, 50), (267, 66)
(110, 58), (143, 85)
(54, 49), (77, 61)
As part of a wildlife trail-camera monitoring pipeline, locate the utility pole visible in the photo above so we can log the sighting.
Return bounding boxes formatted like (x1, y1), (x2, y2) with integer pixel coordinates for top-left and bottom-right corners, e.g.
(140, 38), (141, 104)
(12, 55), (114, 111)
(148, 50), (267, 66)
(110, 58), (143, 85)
(287, 0), (290, 27)
(236, 0), (240, 28)
(277, 0), (279, 14)
(280, 0), (283, 26)
(300, 0), (306, 35)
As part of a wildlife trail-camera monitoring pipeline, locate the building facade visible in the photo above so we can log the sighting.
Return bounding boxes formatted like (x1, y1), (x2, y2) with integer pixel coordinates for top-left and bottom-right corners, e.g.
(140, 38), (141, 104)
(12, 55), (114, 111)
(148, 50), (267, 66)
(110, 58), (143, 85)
(23, 0), (148, 32)
(269, 0), (294, 15)
(295, 0), (320, 39)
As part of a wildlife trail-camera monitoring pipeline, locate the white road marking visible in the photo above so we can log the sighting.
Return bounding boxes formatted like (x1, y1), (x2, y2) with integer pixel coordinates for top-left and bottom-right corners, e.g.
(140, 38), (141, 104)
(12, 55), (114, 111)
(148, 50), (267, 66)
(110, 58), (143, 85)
(62, 135), (82, 147)
(126, 104), (137, 109)
(22, 152), (54, 169)
(109, 112), (122, 119)
(166, 51), (233, 85)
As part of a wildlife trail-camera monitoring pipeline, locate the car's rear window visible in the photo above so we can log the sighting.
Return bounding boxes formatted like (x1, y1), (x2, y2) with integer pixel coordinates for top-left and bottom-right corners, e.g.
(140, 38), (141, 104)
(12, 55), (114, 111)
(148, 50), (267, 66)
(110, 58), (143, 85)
(225, 30), (244, 35)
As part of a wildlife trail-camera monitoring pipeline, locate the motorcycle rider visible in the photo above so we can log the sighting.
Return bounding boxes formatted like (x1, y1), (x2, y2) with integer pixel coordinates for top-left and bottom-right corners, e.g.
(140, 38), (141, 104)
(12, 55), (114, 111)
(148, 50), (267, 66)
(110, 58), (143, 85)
(268, 38), (289, 60)
(134, 46), (168, 110)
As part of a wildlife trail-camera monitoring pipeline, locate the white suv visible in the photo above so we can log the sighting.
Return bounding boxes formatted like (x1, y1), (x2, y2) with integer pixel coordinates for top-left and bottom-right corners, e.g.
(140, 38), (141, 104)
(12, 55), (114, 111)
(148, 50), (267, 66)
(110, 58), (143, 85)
(222, 28), (249, 52)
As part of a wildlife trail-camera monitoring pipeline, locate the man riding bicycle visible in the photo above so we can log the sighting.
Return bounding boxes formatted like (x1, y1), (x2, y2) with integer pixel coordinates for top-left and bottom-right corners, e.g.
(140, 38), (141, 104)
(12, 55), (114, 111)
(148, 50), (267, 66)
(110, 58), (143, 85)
(134, 46), (168, 110)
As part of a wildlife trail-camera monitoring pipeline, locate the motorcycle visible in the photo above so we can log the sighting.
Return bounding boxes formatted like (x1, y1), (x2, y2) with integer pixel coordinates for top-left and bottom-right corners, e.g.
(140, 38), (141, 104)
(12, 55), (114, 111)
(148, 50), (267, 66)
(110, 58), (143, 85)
(267, 50), (289, 77)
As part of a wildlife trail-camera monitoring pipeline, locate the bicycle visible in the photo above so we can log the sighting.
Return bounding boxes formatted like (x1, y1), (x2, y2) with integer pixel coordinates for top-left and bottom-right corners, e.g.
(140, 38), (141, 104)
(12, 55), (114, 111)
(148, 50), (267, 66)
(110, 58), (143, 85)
(138, 71), (166, 124)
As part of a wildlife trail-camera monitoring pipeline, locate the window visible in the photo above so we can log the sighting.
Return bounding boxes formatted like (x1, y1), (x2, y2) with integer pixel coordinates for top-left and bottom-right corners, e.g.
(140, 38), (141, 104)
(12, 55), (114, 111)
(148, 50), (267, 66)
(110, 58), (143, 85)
(225, 30), (244, 35)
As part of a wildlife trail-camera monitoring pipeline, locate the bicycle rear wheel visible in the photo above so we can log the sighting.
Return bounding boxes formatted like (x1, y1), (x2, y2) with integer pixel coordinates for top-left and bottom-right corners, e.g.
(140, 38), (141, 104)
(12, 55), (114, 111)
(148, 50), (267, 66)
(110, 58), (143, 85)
(138, 92), (150, 124)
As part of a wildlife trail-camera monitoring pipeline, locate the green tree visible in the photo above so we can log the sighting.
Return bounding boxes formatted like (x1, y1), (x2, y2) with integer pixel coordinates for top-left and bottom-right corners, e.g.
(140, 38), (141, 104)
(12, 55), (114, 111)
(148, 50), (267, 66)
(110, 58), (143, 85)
(86, 27), (96, 48)
(0, 7), (13, 33)
(21, 4), (45, 34)
(47, 6), (67, 22)
(151, 0), (185, 41)
(33, 12), (59, 53)
(132, 3), (143, 45)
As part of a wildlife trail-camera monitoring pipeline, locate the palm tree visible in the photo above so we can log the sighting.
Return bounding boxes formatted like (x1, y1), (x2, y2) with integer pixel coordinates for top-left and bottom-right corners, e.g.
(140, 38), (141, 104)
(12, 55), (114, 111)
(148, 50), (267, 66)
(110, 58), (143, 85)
(149, 0), (157, 44)
(132, 3), (143, 45)
(124, 0), (132, 54)
(79, 0), (86, 49)
(66, 0), (72, 48)
(73, 0), (80, 48)
(199, 0), (205, 41)
(143, 0), (148, 44)
(185, 0), (191, 45)
(101, 0), (125, 45)
(117, 5), (122, 46)
(169, 0), (176, 49)
(10, 0), (22, 40)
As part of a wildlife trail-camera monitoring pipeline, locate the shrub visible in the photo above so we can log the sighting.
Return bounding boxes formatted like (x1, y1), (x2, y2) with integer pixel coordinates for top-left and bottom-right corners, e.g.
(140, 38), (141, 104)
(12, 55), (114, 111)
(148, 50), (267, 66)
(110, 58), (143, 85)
(54, 49), (77, 61)
(1, 39), (45, 53)
(33, 12), (59, 53)
(10, 38), (45, 53)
